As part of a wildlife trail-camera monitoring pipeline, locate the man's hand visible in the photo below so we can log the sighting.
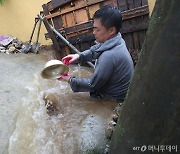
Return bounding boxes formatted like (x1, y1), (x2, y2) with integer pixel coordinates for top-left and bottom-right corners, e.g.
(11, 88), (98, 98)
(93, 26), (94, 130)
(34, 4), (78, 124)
(57, 73), (71, 82)
(62, 54), (80, 65)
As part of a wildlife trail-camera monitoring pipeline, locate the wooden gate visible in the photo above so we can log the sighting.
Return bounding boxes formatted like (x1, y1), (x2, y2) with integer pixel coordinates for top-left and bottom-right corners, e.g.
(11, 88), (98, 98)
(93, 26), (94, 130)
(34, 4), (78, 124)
(42, 0), (149, 64)
(118, 0), (149, 64)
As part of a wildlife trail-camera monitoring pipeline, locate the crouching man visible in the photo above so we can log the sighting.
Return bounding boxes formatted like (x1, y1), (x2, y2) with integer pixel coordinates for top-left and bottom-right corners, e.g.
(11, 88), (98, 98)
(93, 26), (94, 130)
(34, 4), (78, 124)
(59, 5), (134, 103)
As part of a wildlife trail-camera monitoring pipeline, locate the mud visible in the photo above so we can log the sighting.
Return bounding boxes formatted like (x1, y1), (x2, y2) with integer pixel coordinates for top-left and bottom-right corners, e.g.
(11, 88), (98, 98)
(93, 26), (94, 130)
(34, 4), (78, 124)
(0, 48), (119, 154)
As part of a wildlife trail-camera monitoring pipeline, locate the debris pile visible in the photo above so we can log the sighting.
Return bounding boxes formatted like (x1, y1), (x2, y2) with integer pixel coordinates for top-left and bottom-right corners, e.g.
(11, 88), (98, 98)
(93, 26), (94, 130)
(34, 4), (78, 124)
(0, 35), (30, 54)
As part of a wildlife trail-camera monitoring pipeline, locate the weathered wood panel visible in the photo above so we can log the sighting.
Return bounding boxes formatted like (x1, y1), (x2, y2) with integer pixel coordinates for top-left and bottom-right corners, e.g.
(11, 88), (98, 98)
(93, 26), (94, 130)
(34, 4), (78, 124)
(42, 0), (149, 64)
(118, 0), (149, 64)
(51, 0), (72, 10)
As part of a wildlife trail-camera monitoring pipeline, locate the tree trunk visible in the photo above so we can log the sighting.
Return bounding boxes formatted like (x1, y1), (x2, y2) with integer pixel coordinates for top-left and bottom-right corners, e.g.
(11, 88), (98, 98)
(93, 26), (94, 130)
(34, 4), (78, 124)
(110, 0), (180, 153)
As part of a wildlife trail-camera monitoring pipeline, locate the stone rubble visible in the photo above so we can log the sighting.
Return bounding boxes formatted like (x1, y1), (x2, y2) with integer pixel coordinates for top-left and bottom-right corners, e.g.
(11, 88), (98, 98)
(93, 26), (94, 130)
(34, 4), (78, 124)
(0, 35), (36, 54)
(105, 103), (123, 140)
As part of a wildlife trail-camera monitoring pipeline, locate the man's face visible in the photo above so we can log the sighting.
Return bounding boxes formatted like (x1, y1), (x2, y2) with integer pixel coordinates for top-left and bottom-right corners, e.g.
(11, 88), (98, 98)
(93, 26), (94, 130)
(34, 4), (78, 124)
(93, 18), (114, 43)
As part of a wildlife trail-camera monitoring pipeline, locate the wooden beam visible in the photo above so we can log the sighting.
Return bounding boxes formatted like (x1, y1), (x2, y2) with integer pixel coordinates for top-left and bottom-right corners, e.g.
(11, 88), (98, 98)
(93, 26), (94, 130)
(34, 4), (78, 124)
(45, 5), (149, 35)
(45, 21), (149, 40)
(42, 4), (53, 25)
(60, 21), (93, 35)
(47, 2), (53, 12)
(45, 0), (105, 19)
(121, 22), (149, 34)
(42, 17), (63, 59)
(54, 34), (95, 48)
(46, 4), (149, 25)
(122, 5), (149, 20)
(51, 0), (72, 10)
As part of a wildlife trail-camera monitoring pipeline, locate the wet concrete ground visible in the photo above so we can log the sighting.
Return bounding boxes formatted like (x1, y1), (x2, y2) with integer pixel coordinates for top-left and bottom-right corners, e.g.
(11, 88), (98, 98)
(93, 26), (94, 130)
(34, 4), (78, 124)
(0, 52), (47, 153)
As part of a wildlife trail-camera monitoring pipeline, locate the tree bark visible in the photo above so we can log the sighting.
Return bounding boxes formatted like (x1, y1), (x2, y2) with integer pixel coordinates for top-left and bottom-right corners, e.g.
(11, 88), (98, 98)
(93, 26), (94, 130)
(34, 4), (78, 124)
(110, 0), (180, 153)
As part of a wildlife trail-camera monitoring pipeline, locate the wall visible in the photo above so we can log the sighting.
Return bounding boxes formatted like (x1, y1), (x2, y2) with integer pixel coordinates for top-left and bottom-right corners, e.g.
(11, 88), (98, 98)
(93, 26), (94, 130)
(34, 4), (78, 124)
(0, 0), (156, 45)
(0, 0), (51, 45)
(148, 0), (156, 16)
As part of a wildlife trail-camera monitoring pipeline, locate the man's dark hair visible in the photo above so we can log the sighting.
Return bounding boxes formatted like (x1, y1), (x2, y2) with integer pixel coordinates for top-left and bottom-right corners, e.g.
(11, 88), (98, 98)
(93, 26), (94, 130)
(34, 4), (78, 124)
(93, 5), (122, 33)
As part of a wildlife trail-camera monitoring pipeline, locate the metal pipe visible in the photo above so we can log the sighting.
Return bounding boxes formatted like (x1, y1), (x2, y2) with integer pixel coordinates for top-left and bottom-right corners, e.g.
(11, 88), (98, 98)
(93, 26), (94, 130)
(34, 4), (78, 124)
(38, 15), (95, 68)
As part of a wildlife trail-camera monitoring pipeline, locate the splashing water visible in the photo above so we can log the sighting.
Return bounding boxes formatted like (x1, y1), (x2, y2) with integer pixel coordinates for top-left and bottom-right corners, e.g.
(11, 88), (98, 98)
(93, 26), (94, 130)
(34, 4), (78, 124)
(0, 53), (118, 154)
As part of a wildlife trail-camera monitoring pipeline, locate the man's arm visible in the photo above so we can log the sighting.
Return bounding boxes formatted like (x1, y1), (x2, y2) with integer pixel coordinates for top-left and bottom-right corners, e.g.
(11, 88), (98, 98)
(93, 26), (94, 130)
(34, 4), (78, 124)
(69, 53), (114, 92)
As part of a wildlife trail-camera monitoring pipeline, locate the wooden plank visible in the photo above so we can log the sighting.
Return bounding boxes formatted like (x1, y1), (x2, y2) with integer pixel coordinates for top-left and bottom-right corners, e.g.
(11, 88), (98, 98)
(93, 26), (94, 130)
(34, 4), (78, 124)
(122, 0), (134, 51)
(42, 4), (49, 15)
(74, 0), (85, 7)
(45, 0), (105, 19)
(46, 5), (149, 31)
(138, 29), (146, 49)
(134, 0), (141, 7)
(88, 4), (100, 19)
(138, 15), (149, 49)
(132, 0), (149, 63)
(61, 4), (69, 28)
(45, 10), (149, 38)
(52, 16), (63, 29)
(48, 33), (95, 48)
(122, 30), (134, 50)
(141, 0), (148, 5)
(66, 12), (76, 27)
(136, 0), (149, 50)
(42, 17), (64, 59)
(127, 0), (134, 9)
(61, 14), (67, 28)
(87, 0), (105, 5)
(75, 9), (89, 24)
(62, 3), (76, 27)
(46, 3), (149, 24)
(122, 5), (149, 20)
(47, 2), (53, 11)
(120, 21), (148, 34)
(42, 4), (52, 25)
(45, 21), (148, 39)
(103, 0), (118, 6)
(117, 0), (128, 11)
(60, 21), (93, 35)
(68, 34), (95, 50)
(73, 0), (89, 24)
(122, 33), (133, 52)
(43, 0), (149, 59)
(51, 8), (63, 30)
(83, 0), (91, 20)
(51, 0), (72, 10)
(138, 0), (149, 49)
(131, 0), (141, 51)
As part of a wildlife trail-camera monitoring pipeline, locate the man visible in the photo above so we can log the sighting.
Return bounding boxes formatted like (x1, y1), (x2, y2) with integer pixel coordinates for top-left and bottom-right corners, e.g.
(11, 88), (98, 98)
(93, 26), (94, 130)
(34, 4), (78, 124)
(59, 5), (134, 102)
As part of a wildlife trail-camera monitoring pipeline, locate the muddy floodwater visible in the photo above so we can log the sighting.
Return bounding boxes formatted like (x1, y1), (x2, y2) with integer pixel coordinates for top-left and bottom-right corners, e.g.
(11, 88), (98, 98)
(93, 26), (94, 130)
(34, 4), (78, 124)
(0, 52), (118, 154)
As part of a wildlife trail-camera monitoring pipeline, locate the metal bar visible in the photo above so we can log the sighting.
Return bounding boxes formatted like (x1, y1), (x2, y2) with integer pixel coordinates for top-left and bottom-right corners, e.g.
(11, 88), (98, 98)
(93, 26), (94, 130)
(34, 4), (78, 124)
(38, 15), (95, 68)
(40, 15), (62, 58)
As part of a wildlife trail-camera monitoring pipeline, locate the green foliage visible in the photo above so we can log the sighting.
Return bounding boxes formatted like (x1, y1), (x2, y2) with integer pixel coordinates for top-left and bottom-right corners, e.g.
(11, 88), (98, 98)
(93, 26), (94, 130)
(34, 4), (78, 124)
(0, 0), (5, 5)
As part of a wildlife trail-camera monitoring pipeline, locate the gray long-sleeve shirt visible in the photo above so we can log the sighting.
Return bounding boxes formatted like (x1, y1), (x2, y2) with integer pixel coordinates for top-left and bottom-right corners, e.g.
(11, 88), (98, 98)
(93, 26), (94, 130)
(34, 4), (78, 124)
(69, 33), (134, 102)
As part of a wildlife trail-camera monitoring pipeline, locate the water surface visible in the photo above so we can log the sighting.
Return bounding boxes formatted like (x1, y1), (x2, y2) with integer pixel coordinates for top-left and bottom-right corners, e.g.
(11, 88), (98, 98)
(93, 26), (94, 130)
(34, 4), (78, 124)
(0, 53), (118, 154)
